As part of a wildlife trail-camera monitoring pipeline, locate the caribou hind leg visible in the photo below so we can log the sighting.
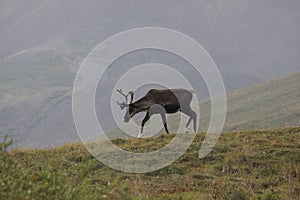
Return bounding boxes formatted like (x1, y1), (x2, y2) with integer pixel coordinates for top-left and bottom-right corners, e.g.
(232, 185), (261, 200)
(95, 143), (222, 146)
(182, 107), (197, 133)
(159, 111), (169, 134)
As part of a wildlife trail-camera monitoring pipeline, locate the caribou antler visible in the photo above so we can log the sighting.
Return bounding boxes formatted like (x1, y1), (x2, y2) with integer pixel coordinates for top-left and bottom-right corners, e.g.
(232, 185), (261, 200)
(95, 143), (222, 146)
(116, 89), (134, 110)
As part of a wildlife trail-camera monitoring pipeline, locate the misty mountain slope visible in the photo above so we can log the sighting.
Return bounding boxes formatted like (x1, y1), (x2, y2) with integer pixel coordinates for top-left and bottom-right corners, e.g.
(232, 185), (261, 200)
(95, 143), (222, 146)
(0, 87), (79, 148)
(0, 48), (74, 101)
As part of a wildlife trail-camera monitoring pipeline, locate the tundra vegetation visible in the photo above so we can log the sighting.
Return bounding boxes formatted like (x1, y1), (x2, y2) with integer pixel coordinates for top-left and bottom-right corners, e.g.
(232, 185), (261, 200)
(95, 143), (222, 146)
(1, 127), (300, 200)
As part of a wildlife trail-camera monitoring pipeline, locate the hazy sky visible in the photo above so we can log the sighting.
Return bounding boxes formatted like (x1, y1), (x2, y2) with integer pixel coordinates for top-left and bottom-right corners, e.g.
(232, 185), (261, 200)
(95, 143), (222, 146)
(1, 0), (299, 80)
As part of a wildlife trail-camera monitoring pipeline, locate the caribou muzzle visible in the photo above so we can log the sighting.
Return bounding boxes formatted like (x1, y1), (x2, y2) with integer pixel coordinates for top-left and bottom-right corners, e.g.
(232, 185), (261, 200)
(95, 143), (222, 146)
(124, 110), (132, 122)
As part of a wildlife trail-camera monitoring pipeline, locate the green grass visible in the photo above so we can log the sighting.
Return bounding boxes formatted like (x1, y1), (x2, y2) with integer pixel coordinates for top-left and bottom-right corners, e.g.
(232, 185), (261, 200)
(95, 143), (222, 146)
(1, 127), (300, 199)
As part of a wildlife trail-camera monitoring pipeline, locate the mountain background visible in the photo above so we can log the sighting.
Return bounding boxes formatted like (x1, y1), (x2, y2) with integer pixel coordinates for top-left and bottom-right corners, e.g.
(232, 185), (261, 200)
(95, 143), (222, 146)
(0, 0), (299, 148)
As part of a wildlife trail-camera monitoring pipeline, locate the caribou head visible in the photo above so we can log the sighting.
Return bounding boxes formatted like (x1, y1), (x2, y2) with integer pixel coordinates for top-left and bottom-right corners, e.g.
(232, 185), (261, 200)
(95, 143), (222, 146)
(116, 89), (136, 122)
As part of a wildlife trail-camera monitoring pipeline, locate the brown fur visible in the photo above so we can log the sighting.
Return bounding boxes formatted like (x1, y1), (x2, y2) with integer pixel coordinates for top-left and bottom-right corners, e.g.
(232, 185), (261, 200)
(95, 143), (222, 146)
(124, 89), (197, 135)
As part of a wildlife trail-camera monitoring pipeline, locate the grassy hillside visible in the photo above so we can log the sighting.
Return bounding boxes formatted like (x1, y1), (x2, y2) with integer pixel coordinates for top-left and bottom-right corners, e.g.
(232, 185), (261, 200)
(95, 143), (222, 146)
(1, 127), (300, 199)
(215, 72), (300, 131)
(193, 71), (300, 132)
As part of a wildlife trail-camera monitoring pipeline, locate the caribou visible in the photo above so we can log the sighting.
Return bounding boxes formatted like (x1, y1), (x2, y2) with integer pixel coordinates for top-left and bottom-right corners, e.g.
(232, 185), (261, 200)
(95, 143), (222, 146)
(116, 88), (197, 138)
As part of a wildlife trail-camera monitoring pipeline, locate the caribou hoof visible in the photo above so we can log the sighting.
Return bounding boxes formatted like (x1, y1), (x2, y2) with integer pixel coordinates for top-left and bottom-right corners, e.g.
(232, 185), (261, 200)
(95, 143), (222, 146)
(185, 127), (190, 134)
(137, 133), (143, 139)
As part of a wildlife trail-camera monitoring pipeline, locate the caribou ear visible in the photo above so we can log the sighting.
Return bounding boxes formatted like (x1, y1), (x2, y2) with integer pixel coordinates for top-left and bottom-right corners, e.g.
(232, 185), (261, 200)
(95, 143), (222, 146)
(129, 91), (134, 104)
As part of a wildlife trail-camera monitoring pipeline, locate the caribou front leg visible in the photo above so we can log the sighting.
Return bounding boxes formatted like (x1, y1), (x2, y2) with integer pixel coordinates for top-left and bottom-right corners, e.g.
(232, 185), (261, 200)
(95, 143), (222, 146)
(138, 111), (150, 138)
